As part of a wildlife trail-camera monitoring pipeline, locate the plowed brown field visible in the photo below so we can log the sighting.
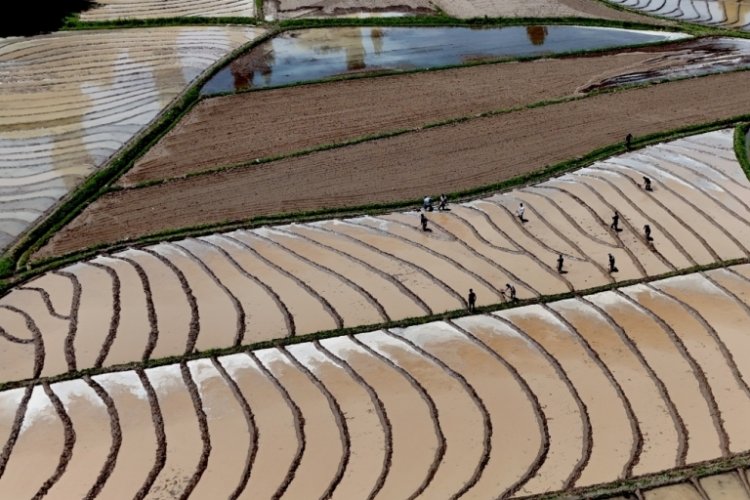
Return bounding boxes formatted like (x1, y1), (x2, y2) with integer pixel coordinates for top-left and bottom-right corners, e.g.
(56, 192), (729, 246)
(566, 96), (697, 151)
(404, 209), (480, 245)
(38, 70), (750, 259)
(123, 40), (705, 186)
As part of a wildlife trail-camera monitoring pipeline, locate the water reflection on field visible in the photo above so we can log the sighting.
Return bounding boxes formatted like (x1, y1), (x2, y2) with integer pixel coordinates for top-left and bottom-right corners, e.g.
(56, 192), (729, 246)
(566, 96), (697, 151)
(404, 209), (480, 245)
(202, 25), (686, 93)
(607, 0), (750, 31)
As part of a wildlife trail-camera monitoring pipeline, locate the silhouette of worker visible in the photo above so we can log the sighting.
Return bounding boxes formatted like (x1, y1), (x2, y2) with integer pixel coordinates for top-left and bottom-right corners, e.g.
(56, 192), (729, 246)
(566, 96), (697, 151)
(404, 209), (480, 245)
(644, 224), (653, 241)
(420, 213), (429, 232)
(625, 133), (633, 151)
(517, 202), (527, 223)
(557, 254), (565, 274)
(438, 193), (448, 211)
(468, 288), (477, 313)
(608, 253), (618, 273)
(610, 211), (621, 232)
(643, 176), (653, 192)
(423, 196), (433, 212)
(505, 283), (517, 302)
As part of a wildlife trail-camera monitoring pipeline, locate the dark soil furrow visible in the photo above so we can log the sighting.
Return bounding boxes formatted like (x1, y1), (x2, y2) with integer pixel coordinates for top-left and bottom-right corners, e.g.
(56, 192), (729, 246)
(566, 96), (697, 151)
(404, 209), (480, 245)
(222, 234), (343, 329)
(281, 346), (351, 499)
(0, 386), (33, 479)
(314, 340), (393, 500)
(139, 248), (200, 355)
(447, 208), (523, 254)
(580, 296), (689, 466)
(196, 238), (295, 337)
(542, 304), (644, 479)
(350, 218), (504, 298)
(348, 333), (446, 500)
(32, 382), (76, 499)
(177, 362), (212, 500)
(277, 226), (431, 315)
(320, 222), (465, 306)
(542, 183), (649, 273)
(460, 205), (574, 292)
(18, 286), (70, 320)
(524, 188), (618, 249)
(691, 476), (712, 500)
(737, 468), (750, 496)
(637, 156), (750, 247)
(492, 314), (592, 489)
(663, 143), (750, 189)
(445, 319), (549, 497)
(53, 270), (81, 372)
(383, 328), (492, 499)
(543, 183), (655, 275)
(86, 262), (122, 369)
(591, 167), (721, 261)
(134, 368), (166, 500)
(578, 171), (696, 266)
(255, 232), (389, 322)
(108, 256), (158, 361)
(647, 282), (750, 432)
(174, 241), (246, 346)
(246, 350), (305, 500)
(425, 217), (539, 298)
(211, 357), (258, 500)
(83, 375), (122, 499)
(0, 325), (34, 344)
(0, 305), (45, 378)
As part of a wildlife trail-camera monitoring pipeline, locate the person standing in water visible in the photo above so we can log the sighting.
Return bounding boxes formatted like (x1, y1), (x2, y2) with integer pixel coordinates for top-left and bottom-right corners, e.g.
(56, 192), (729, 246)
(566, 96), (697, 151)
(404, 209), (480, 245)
(517, 202), (527, 223)
(557, 254), (565, 273)
(420, 212), (429, 232)
(468, 288), (477, 313)
(610, 211), (620, 232)
(608, 253), (618, 273)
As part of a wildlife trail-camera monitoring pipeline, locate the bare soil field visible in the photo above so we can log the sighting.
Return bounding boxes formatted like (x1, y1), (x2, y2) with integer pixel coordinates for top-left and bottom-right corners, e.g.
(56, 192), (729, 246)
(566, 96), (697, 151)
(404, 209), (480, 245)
(3, 266), (750, 496)
(125, 38), (725, 186)
(433, 0), (673, 24)
(41, 70), (750, 257)
(79, 0), (255, 20)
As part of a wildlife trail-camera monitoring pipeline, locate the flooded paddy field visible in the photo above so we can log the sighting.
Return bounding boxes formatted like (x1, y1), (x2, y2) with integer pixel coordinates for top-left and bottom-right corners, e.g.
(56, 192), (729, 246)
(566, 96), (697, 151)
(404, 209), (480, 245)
(606, 0), (750, 31)
(132, 36), (750, 187)
(0, 27), (264, 254)
(79, 0), (256, 21)
(45, 69), (750, 256)
(263, 0), (434, 21)
(5, 130), (750, 381)
(3, 265), (750, 496)
(201, 25), (687, 94)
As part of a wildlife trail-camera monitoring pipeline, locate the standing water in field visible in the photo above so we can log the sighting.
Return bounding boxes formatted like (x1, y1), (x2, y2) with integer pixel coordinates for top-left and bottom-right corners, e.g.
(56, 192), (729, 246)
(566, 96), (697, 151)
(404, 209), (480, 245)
(201, 25), (687, 94)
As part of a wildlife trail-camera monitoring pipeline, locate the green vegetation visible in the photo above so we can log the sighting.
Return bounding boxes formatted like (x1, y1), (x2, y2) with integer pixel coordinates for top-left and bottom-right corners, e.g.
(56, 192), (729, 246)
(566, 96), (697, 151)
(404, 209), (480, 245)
(735, 122), (750, 180)
(63, 16), (259, 30)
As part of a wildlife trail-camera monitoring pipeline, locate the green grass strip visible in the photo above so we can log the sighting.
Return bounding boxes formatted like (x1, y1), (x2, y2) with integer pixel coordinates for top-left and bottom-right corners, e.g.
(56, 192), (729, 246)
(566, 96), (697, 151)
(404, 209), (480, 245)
(63, 15), (260, 30)
(735, 122), (750, 179)
(0, 256), (744, 393)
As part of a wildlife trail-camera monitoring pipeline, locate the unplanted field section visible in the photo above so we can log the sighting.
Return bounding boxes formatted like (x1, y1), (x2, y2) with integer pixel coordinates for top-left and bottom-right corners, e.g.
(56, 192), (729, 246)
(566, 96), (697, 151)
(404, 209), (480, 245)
(132, 35), (742, 186)
(79, 0), (255, 20)
(606, 0), (750, 31)
(47, 70), (750, 255)
(14, 130), (750, 382)
(608, 470), (750, 499)
(0, 27), (263, 253)
(263, 0), (435, 20)
(433, 0), (673, 23)
(4, 266), (750, 496)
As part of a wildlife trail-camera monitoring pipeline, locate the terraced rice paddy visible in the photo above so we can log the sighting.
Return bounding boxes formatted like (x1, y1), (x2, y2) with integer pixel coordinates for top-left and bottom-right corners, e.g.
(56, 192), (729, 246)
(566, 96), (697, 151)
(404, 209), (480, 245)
(3, 265), (750, 496)
(262, 0), (435, 20)
(201, 26), (687, 94)
(631, 471), (750, 498)
(432, 0), (671, 23)
(0, 27), (264, 253)
(606, 0), (750, 30)
(79, 0), (256, 21)
(5, 130), (750, 382)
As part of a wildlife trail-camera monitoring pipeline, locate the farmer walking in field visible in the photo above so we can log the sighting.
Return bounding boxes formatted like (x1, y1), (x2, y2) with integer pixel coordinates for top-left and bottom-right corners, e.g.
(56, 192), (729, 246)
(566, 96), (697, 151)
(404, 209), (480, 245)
(505, 283), (517, 302)
(420, 212), (429, 232)
(608, 253), (618, 273)
(468, 288), (477, 313)
(557, 254), (565, 274)
(644, 223), (653, 241)
(438, 194), (448, 211)
(643, 176), (653, 192)
(625, 133), (633, 151)
(610, 211), (621, 232)
(423, 195), (433, 212)
(517, 202), (527, 223)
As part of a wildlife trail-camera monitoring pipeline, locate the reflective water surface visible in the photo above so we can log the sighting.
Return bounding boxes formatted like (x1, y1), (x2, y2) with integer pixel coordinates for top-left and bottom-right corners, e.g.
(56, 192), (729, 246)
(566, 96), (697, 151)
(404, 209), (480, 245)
(202, 25), (686, 94)
(606, 0), (750, 31)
